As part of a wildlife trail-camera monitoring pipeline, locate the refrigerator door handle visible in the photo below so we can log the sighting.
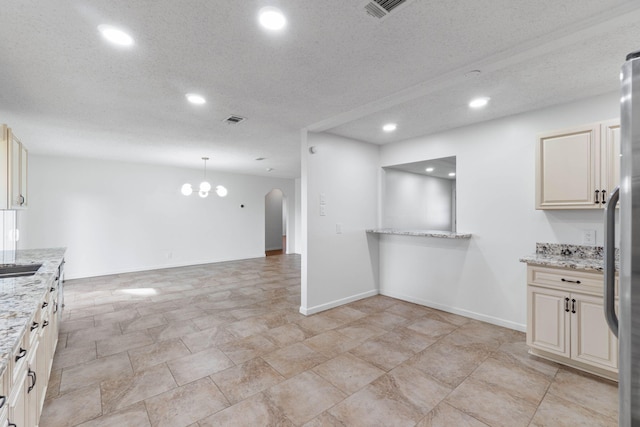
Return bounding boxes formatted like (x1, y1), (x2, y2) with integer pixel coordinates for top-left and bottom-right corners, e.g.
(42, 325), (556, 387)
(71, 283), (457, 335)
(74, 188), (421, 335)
(604, 186), (619, 338)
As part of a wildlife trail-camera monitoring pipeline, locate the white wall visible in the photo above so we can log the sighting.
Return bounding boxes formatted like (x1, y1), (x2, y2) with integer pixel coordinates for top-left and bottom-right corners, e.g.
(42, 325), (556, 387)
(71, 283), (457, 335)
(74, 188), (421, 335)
(378, 92), (619, 330)
(20, 155), (296, 279)
(0, 210), (16, 264)
(383, 169), (453, 230)
(265, 189), (283, 251)
(301, 132), (380, 314)
(294, 177), (302, 254)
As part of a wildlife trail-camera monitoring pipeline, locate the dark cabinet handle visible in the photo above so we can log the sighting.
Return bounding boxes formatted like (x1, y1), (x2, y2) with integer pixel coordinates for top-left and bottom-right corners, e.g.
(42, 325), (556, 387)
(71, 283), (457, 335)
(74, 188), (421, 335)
(571, 299), (577, 314)
(19, 194), (25, 205)
(15, 347), (27, 362)
(602, 189), (607, 204)
(42, 301), (49, 308)
(30, 321), (39, 331)
(50, 286), (56, 292)
(561, 278), (581, 284)
(595, 189), (600, 204)
(54, 302), (58, 314)
(8, 422), (16, 427)
(0, 395), (5, 409)
(43, 320), (49, 328)
(28, 369), (37, 393)
(564, 297), (570, 313)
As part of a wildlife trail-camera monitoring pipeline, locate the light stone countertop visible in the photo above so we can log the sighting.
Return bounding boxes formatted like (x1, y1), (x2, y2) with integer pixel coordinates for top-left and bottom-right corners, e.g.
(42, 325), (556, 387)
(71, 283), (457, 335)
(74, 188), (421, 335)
(0, 248), (66, 377)
(519, 243), (619, 273)
(366, 228), (472, 239)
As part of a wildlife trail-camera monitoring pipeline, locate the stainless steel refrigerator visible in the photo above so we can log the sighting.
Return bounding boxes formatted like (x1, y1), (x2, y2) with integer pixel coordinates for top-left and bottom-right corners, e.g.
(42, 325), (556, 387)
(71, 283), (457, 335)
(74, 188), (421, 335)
(604, 49), (640, 426)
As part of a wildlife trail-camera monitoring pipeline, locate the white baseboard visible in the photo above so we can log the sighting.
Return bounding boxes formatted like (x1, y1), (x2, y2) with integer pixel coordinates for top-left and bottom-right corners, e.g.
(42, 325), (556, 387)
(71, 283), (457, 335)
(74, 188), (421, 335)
(299, 289), (378, 316)
(379, 289), (526, 332)
(64, 253), (267, 281)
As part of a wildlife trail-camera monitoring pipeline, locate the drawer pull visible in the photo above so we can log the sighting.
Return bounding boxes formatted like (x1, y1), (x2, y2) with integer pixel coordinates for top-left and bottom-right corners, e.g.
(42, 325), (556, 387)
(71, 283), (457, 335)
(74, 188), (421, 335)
(595, 189), (600, 204)
(601, 189), (607, 204)
(30, 321), (39, 331)
(15, 347), (27, 362)
(571, 299), (577, 314)
(564, 297), (570, 313)
(28, 369), (37, 393)
(43, 320), (49, 328)
(561, 278), (581, 284)
(0, 395), (5, 409)
(42, 301), (49, 308)
(8, 422), (16, 427)
(50, 286), (56, 292)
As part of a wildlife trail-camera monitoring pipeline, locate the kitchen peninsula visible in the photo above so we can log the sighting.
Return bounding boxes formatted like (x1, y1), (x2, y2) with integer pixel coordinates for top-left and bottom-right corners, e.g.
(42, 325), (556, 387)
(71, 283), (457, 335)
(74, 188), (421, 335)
(0, 248), (66, 426)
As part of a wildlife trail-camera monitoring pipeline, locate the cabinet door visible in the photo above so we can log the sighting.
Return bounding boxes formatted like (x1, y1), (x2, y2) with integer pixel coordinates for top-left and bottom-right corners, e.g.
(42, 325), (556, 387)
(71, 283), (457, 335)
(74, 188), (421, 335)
(7, 368), (27, 427)
(18, 143), (27, 209)
(0, 370), (6, 427)
(527, 286), (570, 357)
(536, 125), (600, 209)
(601, 119), (620, 202)
(9, 133), (20, 209)
(571, 293), (618, 371)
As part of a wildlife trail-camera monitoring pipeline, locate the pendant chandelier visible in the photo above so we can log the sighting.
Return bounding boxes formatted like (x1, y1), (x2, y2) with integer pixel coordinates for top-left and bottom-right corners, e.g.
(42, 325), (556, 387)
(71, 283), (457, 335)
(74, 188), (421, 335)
(181, 157), (228, 198)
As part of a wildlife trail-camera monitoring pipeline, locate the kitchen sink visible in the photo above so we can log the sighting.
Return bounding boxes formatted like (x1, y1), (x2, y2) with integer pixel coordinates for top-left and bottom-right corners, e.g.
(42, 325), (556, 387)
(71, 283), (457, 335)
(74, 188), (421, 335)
(0, 263), (43, 278)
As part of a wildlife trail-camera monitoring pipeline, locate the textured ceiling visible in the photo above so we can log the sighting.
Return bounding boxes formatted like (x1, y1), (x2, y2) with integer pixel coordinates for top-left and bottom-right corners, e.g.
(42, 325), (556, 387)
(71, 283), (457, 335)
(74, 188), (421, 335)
(0, 1), (638, 178)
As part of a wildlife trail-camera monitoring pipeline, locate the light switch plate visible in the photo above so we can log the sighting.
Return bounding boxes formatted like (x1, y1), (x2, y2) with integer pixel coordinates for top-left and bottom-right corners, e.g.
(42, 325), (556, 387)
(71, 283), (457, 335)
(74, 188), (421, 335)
(320, 193), (326, 205)
(320, 205), (326, 216)
(583, 229), (596, 245)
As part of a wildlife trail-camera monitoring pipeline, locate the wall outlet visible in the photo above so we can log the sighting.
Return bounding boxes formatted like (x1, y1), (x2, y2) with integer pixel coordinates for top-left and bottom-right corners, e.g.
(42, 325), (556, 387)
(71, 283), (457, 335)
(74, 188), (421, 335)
(583, 230), (596, 245)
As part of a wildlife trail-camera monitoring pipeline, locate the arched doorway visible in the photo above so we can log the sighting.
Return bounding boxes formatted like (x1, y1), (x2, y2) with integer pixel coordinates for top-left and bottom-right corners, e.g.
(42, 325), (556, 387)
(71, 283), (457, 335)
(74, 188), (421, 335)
(265, 189), (287, 256)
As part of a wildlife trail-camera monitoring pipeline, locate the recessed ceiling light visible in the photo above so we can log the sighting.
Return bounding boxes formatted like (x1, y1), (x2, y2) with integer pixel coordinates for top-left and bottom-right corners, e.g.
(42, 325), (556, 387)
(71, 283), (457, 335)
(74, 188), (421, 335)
(448, 172), (456, 177)
(98, 25), (134, 46)
(186, 94), (206, 105)
(469, 97), (490, 108)
(259, 7), (286, 31)
(425, 167), (434, 172)
(383, 123), (397, 132)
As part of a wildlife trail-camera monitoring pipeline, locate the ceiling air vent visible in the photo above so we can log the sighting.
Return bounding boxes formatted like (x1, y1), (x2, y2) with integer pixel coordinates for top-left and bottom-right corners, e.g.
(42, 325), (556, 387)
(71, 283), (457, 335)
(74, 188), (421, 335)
(223, 115), (246, 125)
(362, 0), (416, 20)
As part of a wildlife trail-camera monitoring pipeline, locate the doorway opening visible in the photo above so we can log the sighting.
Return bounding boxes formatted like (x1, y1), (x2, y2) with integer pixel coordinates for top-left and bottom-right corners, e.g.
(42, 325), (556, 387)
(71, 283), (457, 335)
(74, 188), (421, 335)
(265, 189), (287, 256)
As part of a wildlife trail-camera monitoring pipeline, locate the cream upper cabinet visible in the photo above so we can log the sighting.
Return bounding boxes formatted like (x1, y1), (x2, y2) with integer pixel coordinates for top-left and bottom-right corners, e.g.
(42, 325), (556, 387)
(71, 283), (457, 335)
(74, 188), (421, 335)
(601, 119), (620, 203)
(1, 125), (28, 210)
(536, 119), (620, 210)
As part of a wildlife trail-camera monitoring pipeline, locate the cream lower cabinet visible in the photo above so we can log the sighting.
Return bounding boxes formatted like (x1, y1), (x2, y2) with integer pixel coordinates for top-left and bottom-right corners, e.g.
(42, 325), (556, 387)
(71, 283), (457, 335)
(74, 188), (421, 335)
(4, 264), (62, 427)
(0, 368), (7, 427)
(527, 266), (618, 380)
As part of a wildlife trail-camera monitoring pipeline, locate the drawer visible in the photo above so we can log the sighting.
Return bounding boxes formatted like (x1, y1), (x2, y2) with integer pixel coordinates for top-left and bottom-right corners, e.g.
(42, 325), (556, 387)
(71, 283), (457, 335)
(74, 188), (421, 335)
(10, 332), (29, 389)
(528, 265), (609, 295)
(0, 367), (7, 415)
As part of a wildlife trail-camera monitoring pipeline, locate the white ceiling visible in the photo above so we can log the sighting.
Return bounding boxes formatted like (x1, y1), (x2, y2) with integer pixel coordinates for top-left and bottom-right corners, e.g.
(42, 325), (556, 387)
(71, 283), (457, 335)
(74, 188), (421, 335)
(1, 1), (639, 179)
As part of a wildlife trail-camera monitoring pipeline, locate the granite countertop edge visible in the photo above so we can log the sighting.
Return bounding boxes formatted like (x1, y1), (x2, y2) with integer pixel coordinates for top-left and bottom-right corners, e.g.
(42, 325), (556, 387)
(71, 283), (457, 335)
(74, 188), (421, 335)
(366, 228), (472, 239)
(0, 248), (66, 377)
(519, 254), (614, 273)
(520, 243), (620, 273)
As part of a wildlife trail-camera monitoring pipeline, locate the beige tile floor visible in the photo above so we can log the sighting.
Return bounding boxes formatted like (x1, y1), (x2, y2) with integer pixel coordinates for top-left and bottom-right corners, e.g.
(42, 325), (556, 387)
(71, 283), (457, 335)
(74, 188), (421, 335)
(41, 254), (619, 426)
